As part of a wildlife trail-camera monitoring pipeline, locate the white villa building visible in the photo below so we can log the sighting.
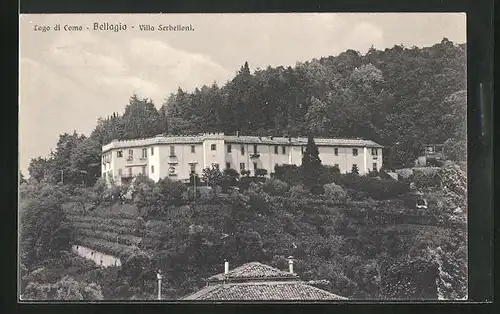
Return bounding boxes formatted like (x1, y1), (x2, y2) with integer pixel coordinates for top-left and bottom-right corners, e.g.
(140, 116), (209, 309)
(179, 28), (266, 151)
(101, 133), (383, 185)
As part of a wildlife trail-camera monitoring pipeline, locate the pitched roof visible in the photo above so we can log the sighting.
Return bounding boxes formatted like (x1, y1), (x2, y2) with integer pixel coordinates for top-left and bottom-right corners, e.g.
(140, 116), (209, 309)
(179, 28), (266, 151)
(224, 135), (383, 148)
(102, 133), (383, 152)
(182, 281), (347, 301)
(206, 262), (299, 283)
(182, 261), (348, 301)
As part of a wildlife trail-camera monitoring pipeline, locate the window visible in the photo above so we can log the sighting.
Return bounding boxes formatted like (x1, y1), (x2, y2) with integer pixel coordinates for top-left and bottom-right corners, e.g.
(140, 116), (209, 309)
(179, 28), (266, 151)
(141, 148), (147, 158)
(227, 144), (232, 153)
(191, 145), (195, 153)
(118, 168), (122, 176)
(151, 165), (155, 174)
(301, 146), (304, 154)
(240, 163), (245, 170)
(373, 163), (377, 171)
(282, 146), (286, 154)
(142, 166), (146, 175)
(190, 164), (196, 174)
(371, 148), (378, 155)
(241, 145), (245, 155)
(353, 148), (358, 156)
(253, 162), (258, 171)
(117, 150), (123, 158)
(211, 144), (217, 151)
(334, 148), (338, 156)
(128, 168), (132, 176)
(226, 162), (231, 169)
(274, 145), (278, 154)
(128, 149), (133, 156)
(253, 145), (258, 154)
(170, 146), (175, 156)
(151, 147), (154, 156)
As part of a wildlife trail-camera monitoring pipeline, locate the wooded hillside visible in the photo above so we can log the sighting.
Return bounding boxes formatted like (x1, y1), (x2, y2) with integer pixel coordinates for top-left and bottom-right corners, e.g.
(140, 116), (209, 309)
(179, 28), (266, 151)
(28, 38), (466, 187)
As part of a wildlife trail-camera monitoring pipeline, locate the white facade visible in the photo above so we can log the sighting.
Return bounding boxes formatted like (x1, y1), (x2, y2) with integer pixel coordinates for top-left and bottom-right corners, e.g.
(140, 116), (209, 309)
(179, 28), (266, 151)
(101, 133), (384, 185)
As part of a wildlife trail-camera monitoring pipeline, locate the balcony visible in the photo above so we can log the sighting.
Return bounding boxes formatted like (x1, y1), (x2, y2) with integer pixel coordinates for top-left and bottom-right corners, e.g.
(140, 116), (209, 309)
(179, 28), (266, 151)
(250, 153), (260, 159)
(126, 157), (147, 166)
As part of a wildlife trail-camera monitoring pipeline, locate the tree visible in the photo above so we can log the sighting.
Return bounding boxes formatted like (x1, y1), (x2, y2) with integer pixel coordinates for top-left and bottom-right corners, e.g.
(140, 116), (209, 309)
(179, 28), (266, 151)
(70, 138), (102, 186)
(221, 168), (240, 191)
(201, 165), (223, 188)
(441, 90), (467, 162)
(22, 275), (104, 300)
(131, 175), (159, 211)
(155, 177), (186, 207)
(20, 171), (27, 185)
(305, 97), (330, 136)
(122, 94), (161, 139)
(28, 157), (51, 183)
(20, 186), (73, 269)
(301, 137), (322, 191)
(47, 132), (87, 185)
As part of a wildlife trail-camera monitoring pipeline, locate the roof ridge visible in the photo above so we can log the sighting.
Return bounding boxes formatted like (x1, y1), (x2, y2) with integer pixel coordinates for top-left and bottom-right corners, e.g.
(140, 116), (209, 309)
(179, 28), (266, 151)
(206, 261), (298, 282)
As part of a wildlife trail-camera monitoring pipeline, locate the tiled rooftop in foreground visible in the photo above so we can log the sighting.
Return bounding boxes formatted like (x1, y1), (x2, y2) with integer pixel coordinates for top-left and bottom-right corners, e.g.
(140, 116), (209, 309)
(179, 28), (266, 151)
(182, 261), (347, 301)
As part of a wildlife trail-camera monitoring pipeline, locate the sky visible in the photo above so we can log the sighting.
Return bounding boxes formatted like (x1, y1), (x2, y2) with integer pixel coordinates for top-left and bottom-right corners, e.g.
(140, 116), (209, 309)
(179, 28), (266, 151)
(19, 13), (466, 175)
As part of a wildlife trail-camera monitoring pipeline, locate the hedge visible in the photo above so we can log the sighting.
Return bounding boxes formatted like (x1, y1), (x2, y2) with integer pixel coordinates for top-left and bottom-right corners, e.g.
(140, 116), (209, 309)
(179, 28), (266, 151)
(74, 236), (143, 258)
(334, 175), (410, 200)
(70, 221), (134, 235)
(76, 228), (142, 246)
(67, 215), (137, 228)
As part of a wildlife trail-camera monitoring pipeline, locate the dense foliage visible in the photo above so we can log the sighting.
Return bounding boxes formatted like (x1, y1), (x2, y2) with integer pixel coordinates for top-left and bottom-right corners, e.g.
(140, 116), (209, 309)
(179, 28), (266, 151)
(27, 39), (466, 186)
(20, 38), (467, 301)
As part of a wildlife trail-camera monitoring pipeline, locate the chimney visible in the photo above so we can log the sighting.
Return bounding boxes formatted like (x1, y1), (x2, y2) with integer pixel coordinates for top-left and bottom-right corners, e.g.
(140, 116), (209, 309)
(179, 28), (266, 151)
(224, 260), (229, 274)
(287, 256), (294, 274)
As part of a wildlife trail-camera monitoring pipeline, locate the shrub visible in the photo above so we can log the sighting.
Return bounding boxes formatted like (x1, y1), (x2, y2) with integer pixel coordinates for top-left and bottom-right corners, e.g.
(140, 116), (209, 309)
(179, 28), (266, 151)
(201, 165), (223, 188)
(221, 168), (240, 192)
(351, 164), (360, 175)
(395, 168), (413, 181)
(437, 163), (467, 197)
(247, 182), (263, 194)
(155, 177), (186, 206)
(255, 168), (268, 177)
(198, 188), (218, 204)
(274, 164), (301, 184)
(263, 179), (290, 196)
(412, 167), (441, 189)
(289, 184), (309, 199)
(244, 183), (271, 214)
(240, 169), (251, 177)
(229, 190), (249, 209)
(320, 165), (341, 184)
(335, 174), (410, 200)
(323, 183), (349, 203)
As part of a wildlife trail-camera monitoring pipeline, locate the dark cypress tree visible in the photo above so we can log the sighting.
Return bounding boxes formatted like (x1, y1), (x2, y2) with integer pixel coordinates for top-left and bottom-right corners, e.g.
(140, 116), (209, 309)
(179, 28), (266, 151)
(301, 136), (323, 193)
